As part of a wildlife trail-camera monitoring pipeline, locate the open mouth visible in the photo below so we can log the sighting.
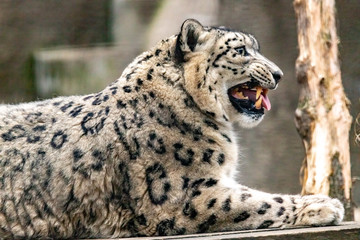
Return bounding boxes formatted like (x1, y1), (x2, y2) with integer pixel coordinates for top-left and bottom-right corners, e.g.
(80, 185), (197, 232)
(227, 82), (271, 115)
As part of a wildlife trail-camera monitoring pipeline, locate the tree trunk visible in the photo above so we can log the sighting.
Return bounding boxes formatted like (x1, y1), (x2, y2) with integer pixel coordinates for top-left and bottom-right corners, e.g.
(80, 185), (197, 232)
(293, 0), (353, 220)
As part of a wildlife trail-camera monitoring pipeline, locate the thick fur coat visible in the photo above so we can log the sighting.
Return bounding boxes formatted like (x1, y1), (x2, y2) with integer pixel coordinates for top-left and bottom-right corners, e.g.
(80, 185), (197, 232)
(0, 19), (343, 238)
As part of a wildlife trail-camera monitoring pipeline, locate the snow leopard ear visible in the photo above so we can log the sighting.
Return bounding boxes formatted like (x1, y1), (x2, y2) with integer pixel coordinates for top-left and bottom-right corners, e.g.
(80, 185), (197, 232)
(175, 19), (204, 63)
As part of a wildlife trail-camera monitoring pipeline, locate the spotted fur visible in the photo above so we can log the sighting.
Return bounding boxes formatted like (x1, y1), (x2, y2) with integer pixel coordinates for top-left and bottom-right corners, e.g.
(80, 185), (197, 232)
(0, 19), (343, 238)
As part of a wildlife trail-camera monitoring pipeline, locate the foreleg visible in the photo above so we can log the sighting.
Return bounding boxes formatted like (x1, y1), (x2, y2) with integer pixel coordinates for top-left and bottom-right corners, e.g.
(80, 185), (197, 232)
(170, 183), (344, 234)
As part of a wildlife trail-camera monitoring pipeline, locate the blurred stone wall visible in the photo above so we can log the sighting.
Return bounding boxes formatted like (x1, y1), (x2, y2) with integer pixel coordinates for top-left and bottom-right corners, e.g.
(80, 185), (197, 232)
(34, 45), (141, 98)
(146, 0), (219, 48)
(0, 0), (110, 103)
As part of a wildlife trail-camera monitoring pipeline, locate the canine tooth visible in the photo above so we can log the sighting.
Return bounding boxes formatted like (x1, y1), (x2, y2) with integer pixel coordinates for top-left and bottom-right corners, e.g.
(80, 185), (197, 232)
(255, 97), (262, 109)
(255, 87), (262, 100)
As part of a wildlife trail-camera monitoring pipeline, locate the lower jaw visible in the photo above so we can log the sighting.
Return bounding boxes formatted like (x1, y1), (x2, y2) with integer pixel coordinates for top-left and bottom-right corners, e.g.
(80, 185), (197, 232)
(228, 96), (264, 116)
(237, 114), (264, 129)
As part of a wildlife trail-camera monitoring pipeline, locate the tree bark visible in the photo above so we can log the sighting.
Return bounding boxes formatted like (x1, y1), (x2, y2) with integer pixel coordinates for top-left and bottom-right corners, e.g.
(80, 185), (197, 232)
(293, 0), (353, 220)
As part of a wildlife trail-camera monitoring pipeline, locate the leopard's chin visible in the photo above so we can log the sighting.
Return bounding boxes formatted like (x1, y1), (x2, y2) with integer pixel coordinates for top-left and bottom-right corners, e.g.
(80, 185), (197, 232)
(227, 80), (271, 118)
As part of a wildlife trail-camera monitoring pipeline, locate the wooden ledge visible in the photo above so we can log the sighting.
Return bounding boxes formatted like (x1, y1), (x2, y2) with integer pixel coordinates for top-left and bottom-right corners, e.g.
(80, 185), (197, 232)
(111, 222), (360, 240)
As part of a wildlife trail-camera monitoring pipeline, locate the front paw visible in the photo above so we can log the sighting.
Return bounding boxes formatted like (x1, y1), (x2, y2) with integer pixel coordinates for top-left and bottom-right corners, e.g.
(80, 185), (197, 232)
(295, 195), (344, 226)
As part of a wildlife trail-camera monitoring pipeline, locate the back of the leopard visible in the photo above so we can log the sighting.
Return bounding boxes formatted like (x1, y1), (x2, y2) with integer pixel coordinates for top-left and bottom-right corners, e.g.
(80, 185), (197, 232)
(0, 97), (120, 237)
(0, 86), (151, 237)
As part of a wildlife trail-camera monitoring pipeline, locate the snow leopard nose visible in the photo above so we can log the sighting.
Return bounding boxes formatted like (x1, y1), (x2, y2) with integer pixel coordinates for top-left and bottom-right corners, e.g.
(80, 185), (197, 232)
(272, 70), (283, 84)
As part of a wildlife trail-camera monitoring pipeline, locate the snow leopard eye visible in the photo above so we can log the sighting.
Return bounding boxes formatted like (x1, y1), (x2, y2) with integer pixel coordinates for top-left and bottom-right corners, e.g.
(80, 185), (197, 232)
(235, 46), (248, 56)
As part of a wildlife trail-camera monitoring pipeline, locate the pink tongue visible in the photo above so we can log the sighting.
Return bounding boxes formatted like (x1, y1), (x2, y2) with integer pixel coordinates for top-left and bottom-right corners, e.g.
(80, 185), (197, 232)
(261, 94), (271, 111)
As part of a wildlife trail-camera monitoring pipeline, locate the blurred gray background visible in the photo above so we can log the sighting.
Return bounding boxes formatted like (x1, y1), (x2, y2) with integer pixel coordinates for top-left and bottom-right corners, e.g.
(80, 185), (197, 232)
(0, 0), (359, 205)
